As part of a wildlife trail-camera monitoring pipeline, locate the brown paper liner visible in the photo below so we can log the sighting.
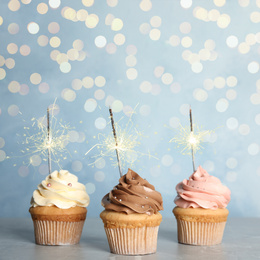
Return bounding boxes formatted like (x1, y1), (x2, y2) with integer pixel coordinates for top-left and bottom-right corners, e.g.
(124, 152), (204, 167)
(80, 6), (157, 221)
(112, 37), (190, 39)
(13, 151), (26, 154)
(104, 226), (159, 255)
(176, 219), (226, 245)
(32, 220), (85, 245)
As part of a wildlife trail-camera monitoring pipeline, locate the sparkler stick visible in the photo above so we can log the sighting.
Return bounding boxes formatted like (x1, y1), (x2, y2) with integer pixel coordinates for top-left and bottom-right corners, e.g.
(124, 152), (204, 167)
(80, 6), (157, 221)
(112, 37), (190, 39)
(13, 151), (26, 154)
(109, 107), (123, 177)
(47, 108), (51, 174)
(189, 107), (196, 172)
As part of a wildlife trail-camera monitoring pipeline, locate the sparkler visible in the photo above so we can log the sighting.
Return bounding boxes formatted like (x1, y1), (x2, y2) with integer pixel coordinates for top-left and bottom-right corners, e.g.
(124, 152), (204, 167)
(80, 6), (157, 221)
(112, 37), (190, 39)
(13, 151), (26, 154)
(171, 108), (213, 172)
(21, 101), (71, 170)
(109, 107), (122, 177)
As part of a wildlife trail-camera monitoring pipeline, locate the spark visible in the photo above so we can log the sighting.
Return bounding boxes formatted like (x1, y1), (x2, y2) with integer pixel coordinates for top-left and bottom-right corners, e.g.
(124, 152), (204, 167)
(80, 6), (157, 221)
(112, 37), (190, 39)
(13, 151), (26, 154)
(85, 106), (157, 170)
(21, 102), (71, 169)
(170, 122), (213, 156)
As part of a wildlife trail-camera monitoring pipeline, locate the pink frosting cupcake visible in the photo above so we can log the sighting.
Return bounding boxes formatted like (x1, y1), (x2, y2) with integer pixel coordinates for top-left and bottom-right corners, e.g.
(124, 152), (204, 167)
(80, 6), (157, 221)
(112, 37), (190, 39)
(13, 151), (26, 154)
(173, 166), (231, 246)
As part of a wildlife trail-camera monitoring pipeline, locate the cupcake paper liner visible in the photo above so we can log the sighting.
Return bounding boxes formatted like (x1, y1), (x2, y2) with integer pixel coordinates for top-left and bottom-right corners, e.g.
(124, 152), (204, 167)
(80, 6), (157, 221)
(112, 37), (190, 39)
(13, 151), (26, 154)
(176, 219), (226, 246)
(33, 220), (85, 245)
(104, 226), (159, 255)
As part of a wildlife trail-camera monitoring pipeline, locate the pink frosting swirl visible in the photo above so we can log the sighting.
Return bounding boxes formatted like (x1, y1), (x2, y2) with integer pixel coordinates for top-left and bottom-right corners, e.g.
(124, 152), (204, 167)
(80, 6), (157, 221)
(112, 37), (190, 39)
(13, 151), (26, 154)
(174, 166), (231, 210)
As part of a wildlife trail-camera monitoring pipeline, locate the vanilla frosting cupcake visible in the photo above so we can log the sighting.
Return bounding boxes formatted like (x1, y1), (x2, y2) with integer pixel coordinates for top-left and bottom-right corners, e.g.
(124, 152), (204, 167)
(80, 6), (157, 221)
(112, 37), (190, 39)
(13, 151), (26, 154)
(100, 168), (163, 255)
(173, 166), (231, 245)
(29, 170), (89, 245)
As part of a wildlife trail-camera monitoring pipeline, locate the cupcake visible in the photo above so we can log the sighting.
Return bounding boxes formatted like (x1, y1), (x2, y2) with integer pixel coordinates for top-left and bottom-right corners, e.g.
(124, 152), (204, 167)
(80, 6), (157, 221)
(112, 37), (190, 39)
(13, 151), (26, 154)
(29, 170), (90, 245)
(100, 168), (163, 255)
(172, 165), (231, 246)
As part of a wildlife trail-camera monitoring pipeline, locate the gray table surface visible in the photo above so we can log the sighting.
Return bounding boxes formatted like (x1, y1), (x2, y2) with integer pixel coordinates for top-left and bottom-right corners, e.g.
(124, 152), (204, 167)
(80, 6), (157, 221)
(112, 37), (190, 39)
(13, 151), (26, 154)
(0, 218), (259, 260)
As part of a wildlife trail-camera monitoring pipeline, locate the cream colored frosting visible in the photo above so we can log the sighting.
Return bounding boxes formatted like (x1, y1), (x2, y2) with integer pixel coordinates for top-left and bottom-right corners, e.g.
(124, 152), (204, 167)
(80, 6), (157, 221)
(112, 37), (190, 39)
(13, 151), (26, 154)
(174, 166), (231, 210)
(31, 170), (90, 209)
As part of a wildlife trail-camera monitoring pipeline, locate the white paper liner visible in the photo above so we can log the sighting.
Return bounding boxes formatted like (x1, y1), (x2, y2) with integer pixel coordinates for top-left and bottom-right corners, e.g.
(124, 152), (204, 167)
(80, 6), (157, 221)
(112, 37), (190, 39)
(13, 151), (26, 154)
(104, 226), (159, 255)
(176, 220), (226, 245)
(33, 220), (85, 245)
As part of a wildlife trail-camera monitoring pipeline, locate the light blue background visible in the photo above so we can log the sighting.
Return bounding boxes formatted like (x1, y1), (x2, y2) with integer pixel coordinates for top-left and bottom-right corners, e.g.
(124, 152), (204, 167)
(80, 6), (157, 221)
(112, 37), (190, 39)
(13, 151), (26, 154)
(0, 0), (260, 218)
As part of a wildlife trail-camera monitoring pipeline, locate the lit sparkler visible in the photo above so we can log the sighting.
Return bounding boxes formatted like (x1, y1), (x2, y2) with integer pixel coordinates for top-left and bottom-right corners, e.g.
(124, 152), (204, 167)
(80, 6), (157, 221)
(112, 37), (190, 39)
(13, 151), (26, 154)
(21, 101), (71, 170)
(170, 107), (213, 172)
(85, 106), (156, 171)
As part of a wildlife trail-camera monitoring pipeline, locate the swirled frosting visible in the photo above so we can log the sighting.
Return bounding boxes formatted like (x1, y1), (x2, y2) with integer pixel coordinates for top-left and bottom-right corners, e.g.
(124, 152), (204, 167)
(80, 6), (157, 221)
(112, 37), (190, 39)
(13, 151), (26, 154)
(174, 166), (231, 210)
(101, 168), (163, 215)
(31, 170), (90, 209)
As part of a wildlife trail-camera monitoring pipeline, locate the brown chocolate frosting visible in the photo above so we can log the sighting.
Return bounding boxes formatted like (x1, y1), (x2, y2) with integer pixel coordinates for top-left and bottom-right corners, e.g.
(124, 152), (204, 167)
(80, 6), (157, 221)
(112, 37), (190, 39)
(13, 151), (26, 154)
(101, 168), (163, 215)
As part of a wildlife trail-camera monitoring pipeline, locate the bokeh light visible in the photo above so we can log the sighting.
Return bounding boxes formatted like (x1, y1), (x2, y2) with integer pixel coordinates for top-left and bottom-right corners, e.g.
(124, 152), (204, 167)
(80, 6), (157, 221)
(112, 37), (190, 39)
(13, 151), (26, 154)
(48, 22), (60, 34)
(216, 98), (229, 112)
(37, 3), (48, 14)
(8, 81), (20, 93)
(107, 0), (118, 7)
(112, 100), (123, 112)
(140, 23), (151, 35)
(181, 36), (192, 48)
(161, 73), (173, 85)
(238, 124), (250, 135)
(226, 35), (238, 48)
(49, 0), (61, 9)
(126, 68), (138, 80)
(248, 62), (259, 74)
(179, 22), (191, 34)
(140, 81), (152, 93)
(27, 22), (39, 34)
(50, 36), (61, 48)
(150, 16), (162, 27)
(8, 0), (20, 11)
(83, 76), (94, 89)
(82, 0), (94, 7)
(226, 76), (237, 87)
(8, 23), (19, 34)
(5, 58), (15, 69)
(30, 73), (42, 85)
(111, 18), (123, 31)
(19, 84), (29, 95)
(226, 117), (239, 130)
(169, 35), (180, 46)
(106, 43), (117, 54)
(140, 0), (152, 12)
(95, 117), (106, 130)
(95, 76), (106, 87)
(86, 183), (96, 194)
(95, 35), (107, 48)
(0, 68), (6, 80)
(180, 0), (192, 9)
(84, 98), (97, 112)
(38, 35), (49, 47)
(7, 43), (18, 54)
(20, 45), (31, 56)
(72, 160), (83, 172)
(61, 88), (76, 102)
(85, 14), (99, 28)
(8, 104), (19, 116)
